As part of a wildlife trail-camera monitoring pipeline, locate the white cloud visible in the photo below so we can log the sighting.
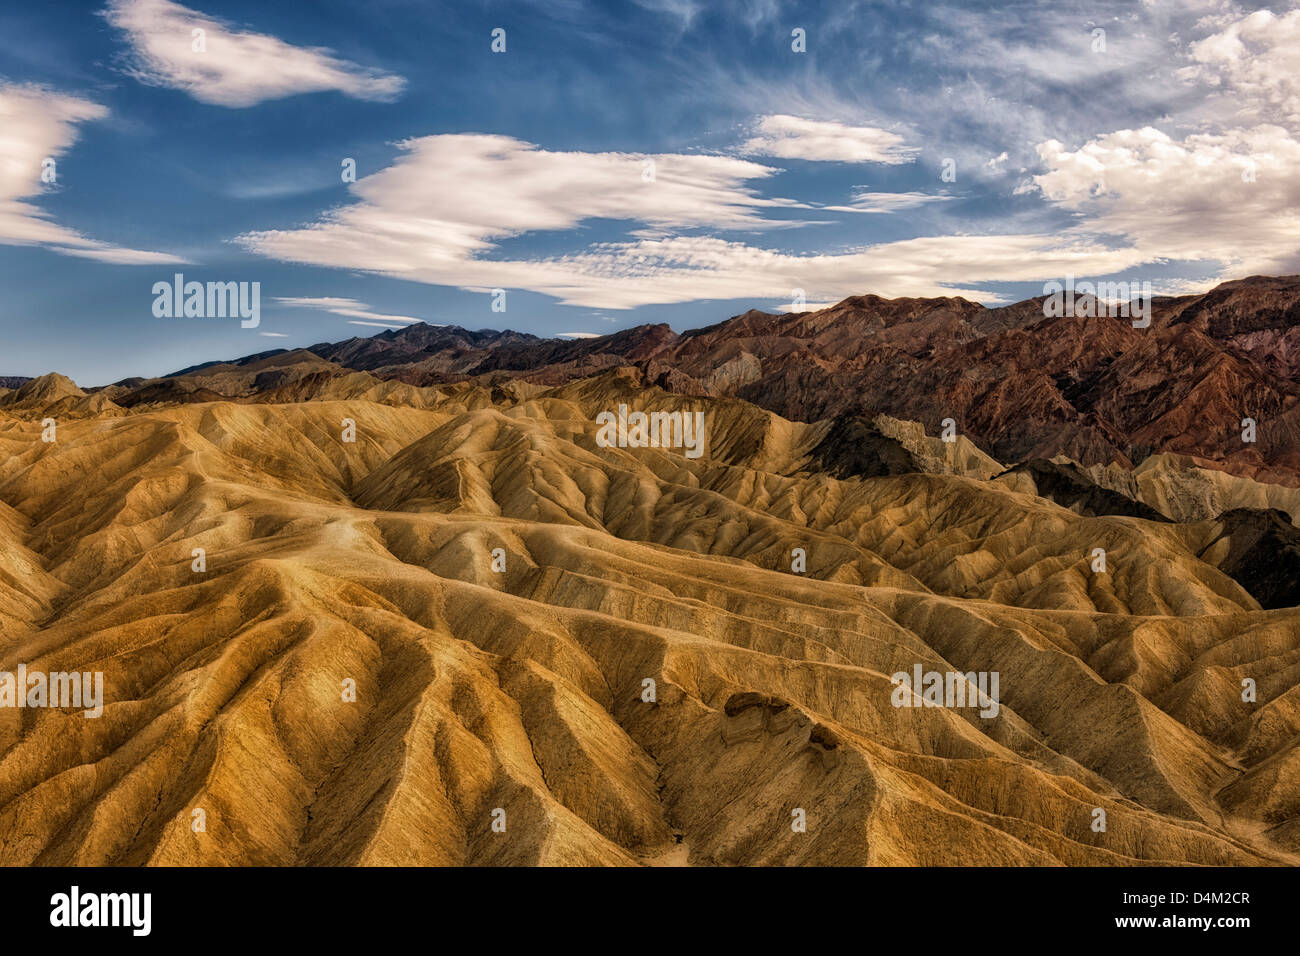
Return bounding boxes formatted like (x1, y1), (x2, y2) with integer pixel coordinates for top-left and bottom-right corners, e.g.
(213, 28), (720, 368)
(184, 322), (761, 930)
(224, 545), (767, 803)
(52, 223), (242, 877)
(1034, 124), (1300, 278)
(239, 134), (813, 302)
(259, 331), (288, 337)
(738, 114), (918, 164)
(822, 190), (953, 214)
(103, 0), (405, 108)
(1181, 9), (1300, 125)
(1029, 2), (1300, 282)
(239, 132), (1162, 309)
(632, 0), (702, 28)
(0, 83), (183, 264)
(512, 233), (1148, 307)
(556, 331), (601, 338)
(274, 296), (426, 325)
(1149, 275), (1224, 297)
(777, 299), (837, 312)
(242, 133), (802, 276)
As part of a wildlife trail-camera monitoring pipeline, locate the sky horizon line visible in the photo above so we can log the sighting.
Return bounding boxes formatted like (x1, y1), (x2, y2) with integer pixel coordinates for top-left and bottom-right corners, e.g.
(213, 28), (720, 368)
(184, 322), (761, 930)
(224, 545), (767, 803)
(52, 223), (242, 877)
(3, 0), (1298, 383)
(6, 269), (1297, 389)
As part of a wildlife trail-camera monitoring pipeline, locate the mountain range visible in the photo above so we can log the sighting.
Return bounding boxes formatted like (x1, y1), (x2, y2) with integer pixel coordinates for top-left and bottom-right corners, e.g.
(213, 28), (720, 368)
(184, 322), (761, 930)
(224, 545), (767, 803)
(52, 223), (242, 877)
(1, 276), (1299, 865)
(77, 275), (1300, 487)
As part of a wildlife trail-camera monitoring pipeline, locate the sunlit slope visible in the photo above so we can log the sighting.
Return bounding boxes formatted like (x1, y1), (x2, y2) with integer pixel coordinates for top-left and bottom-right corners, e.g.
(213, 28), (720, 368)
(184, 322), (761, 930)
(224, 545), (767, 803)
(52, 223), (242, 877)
(0, 379), (1297, 865)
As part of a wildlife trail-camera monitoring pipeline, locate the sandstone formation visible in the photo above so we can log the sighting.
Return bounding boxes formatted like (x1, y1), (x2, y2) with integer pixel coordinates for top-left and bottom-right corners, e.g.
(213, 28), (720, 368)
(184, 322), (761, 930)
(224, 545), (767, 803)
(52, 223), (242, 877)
(1, 353), (1298, 865)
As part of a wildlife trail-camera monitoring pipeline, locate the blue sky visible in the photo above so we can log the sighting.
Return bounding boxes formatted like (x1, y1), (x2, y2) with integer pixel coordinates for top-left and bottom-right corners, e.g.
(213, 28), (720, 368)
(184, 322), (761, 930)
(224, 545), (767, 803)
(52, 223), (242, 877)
(1, 0), (1297, 384)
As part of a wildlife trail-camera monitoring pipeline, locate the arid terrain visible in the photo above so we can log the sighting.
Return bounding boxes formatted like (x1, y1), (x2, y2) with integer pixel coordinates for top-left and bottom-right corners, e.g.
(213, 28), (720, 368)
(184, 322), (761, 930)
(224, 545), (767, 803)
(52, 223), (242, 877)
(1, 278), (1299, 865)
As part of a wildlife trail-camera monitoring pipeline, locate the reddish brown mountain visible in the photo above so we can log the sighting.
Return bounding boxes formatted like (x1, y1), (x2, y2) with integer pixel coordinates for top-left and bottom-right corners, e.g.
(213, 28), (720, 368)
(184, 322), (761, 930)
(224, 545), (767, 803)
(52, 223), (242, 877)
(118, 275), (1300, 484)
(640, 276), (1300, 485)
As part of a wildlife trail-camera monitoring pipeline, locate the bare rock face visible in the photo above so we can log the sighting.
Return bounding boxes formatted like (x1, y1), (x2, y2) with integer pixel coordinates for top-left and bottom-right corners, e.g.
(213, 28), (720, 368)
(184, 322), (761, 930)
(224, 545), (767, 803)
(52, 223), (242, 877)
(1193, 508), (1300, 610)
(994, 459), (1171, 521)
(2, 373), (84, 408)
(805, 415), (923, 478)
(638, 277), (1300, 487)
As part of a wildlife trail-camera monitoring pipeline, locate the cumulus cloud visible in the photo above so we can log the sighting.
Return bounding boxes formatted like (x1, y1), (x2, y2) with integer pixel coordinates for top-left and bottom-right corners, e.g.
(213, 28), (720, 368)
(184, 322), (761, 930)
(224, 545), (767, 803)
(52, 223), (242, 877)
(1182, 8), (1300, 125)
(0, 83), (182, 264)
(738, 114), (918, 164)
(103, 0), (405, 107)
(1026, 4), (1300, 280)
(1035, 124), (1300, 278)
(274, 296), (426, 327)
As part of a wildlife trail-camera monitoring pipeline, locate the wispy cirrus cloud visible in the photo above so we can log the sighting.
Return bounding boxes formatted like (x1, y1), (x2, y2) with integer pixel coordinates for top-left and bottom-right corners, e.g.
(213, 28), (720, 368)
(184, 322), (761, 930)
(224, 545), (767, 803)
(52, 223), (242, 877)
(274, 296), (427, 328)
(738, 114), (918, 164)
(822, 190), (954, 214)
(0, 83), (182, 265)
(102, 0), (405, 107)
(632, 0), (702, 29)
